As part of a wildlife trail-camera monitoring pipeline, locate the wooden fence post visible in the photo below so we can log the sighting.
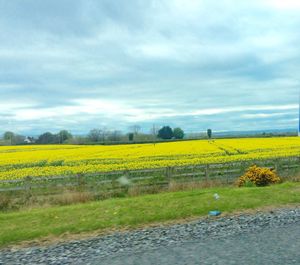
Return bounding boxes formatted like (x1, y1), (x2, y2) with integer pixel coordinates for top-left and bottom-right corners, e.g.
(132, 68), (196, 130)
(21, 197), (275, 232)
(226, 164), (230, 184)
(205, 164), (209, 181)
(25, 176), (31, 191)
(165, 167), (172, 183)
(77, 173), (85, 191)
(241, 161), (247, 175)
(192, 165), (195, 182)
(24, 176), (32, 199)
(274, 158), (279, 172)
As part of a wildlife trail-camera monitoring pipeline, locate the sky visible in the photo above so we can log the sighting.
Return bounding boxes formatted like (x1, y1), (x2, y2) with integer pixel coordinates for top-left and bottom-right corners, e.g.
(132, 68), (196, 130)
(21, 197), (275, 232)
(0, 0), (300, 135)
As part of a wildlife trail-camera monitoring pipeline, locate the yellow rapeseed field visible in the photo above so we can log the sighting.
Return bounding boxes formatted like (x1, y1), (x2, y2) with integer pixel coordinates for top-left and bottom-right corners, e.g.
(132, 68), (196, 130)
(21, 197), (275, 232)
(1, 137), (300, 181)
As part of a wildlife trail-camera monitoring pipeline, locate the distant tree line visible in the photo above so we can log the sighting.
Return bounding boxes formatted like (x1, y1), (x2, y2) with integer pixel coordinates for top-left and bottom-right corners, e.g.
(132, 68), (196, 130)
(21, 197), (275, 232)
(37, 130), (73, 144)
(4, 125), (298, 146)
(3, 131), (26, 145)
(1, 130), (73, 145)
(1, 126), (215, 145)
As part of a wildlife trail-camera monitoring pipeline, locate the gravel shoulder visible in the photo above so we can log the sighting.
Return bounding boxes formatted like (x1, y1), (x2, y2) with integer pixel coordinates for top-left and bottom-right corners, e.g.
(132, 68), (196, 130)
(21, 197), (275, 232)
(0, 207), (299, 265)
(97, 222), (300, 265)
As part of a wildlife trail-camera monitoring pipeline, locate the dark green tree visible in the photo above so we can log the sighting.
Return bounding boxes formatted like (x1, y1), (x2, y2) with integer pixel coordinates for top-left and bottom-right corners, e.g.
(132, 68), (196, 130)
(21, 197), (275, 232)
(158, 126), (173, 139)
(58, 130), (73, 143)
(207, 129), (212, 139)
(173, 127), (184, 139)
(3, 131), (14, 141)
(37, 132), (58, 144)
(128, 133), (134, 141)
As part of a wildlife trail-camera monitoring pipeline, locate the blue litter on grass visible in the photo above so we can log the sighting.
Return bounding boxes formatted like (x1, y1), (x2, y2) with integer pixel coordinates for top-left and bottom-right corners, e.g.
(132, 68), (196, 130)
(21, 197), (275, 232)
(209, 210), (222, 216)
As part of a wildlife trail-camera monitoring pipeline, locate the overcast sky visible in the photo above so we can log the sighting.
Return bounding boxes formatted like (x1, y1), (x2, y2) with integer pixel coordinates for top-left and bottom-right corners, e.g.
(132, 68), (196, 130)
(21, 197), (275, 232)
(0, 0), (300, 135)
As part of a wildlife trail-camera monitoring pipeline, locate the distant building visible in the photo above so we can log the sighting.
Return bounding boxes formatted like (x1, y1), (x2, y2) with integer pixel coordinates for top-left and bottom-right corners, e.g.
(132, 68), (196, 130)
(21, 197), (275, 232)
(24, 137), (34, 144)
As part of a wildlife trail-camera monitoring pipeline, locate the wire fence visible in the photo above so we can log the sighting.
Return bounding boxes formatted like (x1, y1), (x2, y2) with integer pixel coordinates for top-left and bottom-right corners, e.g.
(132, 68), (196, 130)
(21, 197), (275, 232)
(1, 156), (300, 195)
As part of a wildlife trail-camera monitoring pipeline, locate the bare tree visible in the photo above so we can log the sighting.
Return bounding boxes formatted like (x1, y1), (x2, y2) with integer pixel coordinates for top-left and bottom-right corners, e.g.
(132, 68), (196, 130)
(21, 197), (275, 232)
(150, 124), (158, 146)
(100, 127), (107, 143)
(129, 125), (141, 135)
(107, 130), (122, 142)
(88, 129), (102, 142)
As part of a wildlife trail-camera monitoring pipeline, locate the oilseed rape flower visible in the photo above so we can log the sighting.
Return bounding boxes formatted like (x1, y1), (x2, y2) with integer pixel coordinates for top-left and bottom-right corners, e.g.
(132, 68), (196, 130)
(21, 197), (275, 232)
(1, 137), (300, 181)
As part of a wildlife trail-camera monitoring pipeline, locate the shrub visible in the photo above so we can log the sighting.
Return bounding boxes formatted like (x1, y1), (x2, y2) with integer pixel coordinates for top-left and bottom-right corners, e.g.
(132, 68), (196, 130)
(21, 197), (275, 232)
(0, 195), (12, 210)
(237, 165), (281, 187)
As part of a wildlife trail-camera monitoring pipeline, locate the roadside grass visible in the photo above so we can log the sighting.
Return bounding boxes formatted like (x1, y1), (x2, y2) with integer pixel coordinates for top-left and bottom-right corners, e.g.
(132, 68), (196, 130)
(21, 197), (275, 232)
(0, 182), (299, 247)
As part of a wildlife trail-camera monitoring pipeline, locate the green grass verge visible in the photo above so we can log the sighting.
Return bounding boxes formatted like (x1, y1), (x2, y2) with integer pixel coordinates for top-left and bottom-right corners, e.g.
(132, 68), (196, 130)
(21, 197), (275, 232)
(0, 182), (299, 247)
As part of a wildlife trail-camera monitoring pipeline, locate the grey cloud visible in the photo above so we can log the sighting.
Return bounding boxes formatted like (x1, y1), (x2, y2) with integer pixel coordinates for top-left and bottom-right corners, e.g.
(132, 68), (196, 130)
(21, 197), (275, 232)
(0, 0), (299, 134)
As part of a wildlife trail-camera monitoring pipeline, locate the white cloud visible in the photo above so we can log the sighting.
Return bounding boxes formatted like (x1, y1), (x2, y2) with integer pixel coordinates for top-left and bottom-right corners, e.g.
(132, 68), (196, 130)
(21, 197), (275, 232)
(265, 0), (300, 10)
(6, 97), (298, 125)
(242, 112), (293, 119)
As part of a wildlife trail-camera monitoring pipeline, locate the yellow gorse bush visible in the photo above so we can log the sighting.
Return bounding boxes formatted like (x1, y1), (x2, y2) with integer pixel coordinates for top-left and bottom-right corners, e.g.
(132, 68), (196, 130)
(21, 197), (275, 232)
(237, 165), (281, 187)
(1, 137), (300, 181)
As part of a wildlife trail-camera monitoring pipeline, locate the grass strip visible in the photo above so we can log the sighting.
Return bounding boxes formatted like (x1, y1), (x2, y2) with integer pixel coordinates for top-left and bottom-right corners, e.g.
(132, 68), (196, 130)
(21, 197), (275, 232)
(0, 182), (299, 247)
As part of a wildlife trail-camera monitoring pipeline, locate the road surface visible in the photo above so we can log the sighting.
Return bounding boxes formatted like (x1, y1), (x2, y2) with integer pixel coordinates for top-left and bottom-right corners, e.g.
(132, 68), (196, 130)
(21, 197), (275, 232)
(94, 223), (300, 265)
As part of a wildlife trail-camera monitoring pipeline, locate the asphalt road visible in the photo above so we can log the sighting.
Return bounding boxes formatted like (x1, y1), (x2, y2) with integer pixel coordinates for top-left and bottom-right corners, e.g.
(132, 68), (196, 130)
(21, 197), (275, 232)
(94, 222), (300, 265)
